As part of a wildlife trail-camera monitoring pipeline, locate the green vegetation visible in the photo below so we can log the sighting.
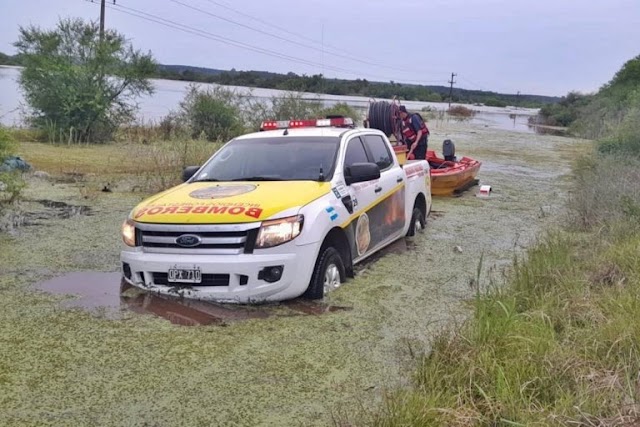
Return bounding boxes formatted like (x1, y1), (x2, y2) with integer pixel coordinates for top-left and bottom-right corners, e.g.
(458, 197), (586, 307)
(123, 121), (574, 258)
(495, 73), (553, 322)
(155, 67), (554, 107)
(0, 51), (22, 66)
(14, 18), (156, 143)
(0, 126), (15, 160)
(370, 55), (640, 426)
(0, 126), (25, 203)
(533, 91), (592, 128)
(173, 85), (244, 141)
(156, 84), (362, 143)
(573, 55), (640, 141)
(534, 55), (640, 135)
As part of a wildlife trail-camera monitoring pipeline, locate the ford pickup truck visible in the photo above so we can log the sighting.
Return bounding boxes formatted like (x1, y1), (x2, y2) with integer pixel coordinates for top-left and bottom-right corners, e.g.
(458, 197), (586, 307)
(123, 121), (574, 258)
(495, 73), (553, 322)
(120, 117), (431, 303)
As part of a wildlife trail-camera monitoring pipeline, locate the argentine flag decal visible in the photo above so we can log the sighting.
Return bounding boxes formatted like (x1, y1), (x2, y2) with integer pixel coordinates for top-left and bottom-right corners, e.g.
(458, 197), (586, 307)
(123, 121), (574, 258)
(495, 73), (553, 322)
(325, 206), (338, 221)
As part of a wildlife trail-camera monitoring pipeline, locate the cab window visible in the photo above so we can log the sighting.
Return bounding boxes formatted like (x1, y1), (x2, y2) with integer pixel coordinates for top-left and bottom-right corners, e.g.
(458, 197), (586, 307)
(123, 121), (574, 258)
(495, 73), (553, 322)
(363, 134), (393, 170)
(343, 137), (369, 173)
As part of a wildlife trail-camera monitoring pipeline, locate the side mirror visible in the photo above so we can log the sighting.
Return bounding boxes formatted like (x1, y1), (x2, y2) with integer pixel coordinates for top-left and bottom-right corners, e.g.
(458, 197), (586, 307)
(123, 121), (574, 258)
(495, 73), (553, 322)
(345, 162), (380, 185)
(182, 166), (200, 182)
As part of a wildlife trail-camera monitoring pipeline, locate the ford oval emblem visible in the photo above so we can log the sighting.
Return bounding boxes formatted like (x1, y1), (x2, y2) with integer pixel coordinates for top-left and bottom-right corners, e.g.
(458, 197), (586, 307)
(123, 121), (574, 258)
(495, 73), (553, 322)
(175, 234), (202, 247)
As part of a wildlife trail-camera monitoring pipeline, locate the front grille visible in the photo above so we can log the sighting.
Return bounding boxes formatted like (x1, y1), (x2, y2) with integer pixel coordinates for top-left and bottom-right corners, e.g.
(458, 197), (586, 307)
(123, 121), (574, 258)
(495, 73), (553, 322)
(136, 223), (259, 254)
(152, 272), (230, 287)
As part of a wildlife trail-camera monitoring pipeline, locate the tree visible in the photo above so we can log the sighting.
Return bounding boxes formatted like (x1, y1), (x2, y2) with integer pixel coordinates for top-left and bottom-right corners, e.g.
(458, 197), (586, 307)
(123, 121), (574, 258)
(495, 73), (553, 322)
(15, 18), (156, 143)
(177, 84), (244, 141)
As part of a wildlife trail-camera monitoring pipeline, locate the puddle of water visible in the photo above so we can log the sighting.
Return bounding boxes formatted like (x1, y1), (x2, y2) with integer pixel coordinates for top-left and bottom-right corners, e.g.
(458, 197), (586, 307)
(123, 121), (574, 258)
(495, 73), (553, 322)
(33, 272), (352, 326)
(5, 200), (93, 230)
(35, 272), (123, 313)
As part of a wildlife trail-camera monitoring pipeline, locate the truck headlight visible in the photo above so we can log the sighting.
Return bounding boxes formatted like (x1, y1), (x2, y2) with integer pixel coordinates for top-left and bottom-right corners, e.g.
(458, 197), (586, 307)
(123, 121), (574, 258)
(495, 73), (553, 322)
(256, 215), (303, 249)
(121, 218), (137, 247)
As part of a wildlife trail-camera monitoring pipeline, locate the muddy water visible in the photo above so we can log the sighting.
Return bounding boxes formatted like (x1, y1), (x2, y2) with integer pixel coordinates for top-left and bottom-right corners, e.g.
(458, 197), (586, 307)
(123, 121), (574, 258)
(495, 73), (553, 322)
(34, 272), (352, 326)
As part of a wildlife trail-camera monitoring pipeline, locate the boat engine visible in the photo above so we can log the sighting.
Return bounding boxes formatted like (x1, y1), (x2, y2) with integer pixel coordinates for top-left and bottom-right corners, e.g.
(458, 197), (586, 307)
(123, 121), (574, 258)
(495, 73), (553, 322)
(443, 139), (456, 161)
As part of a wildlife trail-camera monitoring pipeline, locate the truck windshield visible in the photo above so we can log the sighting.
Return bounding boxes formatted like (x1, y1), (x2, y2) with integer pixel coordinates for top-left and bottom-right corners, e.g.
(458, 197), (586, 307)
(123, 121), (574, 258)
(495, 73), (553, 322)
(192, 136), (341, 182)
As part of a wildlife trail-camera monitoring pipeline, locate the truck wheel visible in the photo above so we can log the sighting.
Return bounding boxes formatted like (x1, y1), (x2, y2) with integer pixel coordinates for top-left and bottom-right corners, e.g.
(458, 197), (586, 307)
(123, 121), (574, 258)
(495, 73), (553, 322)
(302, 246), (345, 300)
(406, 206), (426, 237)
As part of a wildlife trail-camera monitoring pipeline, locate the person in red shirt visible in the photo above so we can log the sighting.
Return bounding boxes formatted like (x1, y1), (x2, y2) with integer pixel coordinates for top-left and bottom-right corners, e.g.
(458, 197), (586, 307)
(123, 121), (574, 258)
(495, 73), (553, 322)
(399, 105), (430, 160)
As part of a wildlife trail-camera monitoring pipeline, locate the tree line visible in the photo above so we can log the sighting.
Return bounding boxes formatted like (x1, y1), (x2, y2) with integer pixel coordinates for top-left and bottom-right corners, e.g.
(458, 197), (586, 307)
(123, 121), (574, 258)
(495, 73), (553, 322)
(1, 46), (558, 112)
(154, 65), (556, 108)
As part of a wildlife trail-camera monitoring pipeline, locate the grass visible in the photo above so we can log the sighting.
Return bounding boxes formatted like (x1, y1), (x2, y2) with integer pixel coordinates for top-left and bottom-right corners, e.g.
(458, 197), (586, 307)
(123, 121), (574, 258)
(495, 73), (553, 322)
(367, 154), (640, 425)
(15, 139), (221, 194)
(371, 227), (640, 426)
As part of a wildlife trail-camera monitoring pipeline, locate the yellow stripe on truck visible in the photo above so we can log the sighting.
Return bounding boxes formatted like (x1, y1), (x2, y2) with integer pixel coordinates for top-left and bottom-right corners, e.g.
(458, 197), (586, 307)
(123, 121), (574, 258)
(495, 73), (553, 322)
(340, 183), (405, 228)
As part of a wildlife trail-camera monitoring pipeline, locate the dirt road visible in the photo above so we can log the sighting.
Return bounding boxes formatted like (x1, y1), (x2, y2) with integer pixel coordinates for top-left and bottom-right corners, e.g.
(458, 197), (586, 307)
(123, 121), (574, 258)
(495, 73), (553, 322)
(0, 120), (587, 426)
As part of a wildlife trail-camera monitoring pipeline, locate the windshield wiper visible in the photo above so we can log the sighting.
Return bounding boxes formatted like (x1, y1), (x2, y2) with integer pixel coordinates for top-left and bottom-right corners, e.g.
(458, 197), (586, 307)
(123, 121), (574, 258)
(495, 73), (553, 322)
(191, 178), (221, 182)
(231, 176), (284, 181)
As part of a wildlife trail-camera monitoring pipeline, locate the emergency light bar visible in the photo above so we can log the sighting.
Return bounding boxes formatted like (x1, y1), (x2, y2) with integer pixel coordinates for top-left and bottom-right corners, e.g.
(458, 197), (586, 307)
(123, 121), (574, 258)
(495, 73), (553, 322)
(260, 117), (354, 131)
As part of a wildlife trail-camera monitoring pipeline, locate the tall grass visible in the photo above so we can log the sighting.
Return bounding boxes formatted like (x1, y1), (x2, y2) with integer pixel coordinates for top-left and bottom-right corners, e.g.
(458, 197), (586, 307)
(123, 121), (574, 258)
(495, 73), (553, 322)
(128, 139), (220, 193)
(366, 114), (640, 425)
(371, 225), (640, 426)
(568, 155), (640, 230)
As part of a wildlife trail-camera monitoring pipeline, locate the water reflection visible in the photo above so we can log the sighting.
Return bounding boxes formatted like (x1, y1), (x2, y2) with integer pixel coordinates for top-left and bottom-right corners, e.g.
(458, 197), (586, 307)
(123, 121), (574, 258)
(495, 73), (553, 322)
(34, 271), (352, 326)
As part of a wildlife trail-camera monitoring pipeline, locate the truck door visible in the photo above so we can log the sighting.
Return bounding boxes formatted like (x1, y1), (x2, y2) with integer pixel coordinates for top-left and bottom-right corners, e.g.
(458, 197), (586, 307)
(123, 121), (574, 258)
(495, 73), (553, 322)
(361, 134), (406, 244)
(342, 136), (378, 259)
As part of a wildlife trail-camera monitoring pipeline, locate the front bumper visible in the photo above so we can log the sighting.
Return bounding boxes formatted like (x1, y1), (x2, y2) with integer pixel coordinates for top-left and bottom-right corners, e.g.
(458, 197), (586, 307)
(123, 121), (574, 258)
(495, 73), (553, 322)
(120, 244), (317, 303)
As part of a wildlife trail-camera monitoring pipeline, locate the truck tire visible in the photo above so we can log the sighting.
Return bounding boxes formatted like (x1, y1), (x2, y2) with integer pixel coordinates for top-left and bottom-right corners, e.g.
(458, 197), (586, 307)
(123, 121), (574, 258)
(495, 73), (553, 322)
(302, 246), (345, 300)
(406, 206), (426, 237)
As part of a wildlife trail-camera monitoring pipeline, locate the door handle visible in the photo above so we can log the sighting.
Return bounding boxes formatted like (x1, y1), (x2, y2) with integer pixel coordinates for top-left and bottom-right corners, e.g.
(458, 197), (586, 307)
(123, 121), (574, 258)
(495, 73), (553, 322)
(374, 186), (382, 193)
(396, 177), (403, 183)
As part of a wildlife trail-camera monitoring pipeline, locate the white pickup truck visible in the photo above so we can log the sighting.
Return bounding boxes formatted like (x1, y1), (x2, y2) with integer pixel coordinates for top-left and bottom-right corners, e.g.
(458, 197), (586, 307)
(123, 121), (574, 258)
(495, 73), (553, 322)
(120, 117), (431, 303)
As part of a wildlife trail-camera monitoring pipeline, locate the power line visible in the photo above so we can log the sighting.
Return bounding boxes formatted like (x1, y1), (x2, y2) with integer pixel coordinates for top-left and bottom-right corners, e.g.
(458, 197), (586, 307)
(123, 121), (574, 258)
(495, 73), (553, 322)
(98, 1), (448, 86)
(197, 0), (451, 77)
(104, 3), (363, 76)
(170, 0), (446, 79)
(200, 0), (334, 48)
(458, 75), (516, 95)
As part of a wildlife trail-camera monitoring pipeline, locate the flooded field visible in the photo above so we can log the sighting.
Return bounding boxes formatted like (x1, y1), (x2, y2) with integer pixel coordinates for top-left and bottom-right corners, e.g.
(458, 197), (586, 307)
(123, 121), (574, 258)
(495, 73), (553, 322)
(0, 121), (588, 426)
(1, 65), (538, 129)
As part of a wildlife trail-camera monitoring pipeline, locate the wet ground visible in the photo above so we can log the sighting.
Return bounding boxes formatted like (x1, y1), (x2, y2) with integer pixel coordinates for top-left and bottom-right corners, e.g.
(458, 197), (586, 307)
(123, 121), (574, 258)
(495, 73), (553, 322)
(1, 199), (92, 232)
(0, 121), (589, 427)
(33, 272), (352, 326)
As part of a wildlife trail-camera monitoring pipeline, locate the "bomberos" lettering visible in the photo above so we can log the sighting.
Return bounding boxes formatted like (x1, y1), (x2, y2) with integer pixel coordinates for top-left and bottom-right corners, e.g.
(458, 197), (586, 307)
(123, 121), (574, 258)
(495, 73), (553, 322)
(134, 205), (263, 219)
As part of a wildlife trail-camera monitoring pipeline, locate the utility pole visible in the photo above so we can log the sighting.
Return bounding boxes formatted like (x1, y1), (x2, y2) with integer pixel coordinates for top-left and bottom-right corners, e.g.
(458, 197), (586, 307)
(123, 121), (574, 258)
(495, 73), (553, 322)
(98, 0), (116, 42)
(99, 0), (106, 42)
(516, 91), (521, 109)
(448, 72), (457, 110)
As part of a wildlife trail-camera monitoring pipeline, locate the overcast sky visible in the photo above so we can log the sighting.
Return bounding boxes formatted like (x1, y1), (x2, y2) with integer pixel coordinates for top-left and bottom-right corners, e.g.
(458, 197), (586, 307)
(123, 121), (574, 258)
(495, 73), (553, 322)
(1, 0), (639, 96)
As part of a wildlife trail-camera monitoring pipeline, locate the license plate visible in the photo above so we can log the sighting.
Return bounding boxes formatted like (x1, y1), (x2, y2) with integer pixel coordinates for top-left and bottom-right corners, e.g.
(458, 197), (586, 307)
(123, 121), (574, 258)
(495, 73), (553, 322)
(168, 268), (202, 284)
